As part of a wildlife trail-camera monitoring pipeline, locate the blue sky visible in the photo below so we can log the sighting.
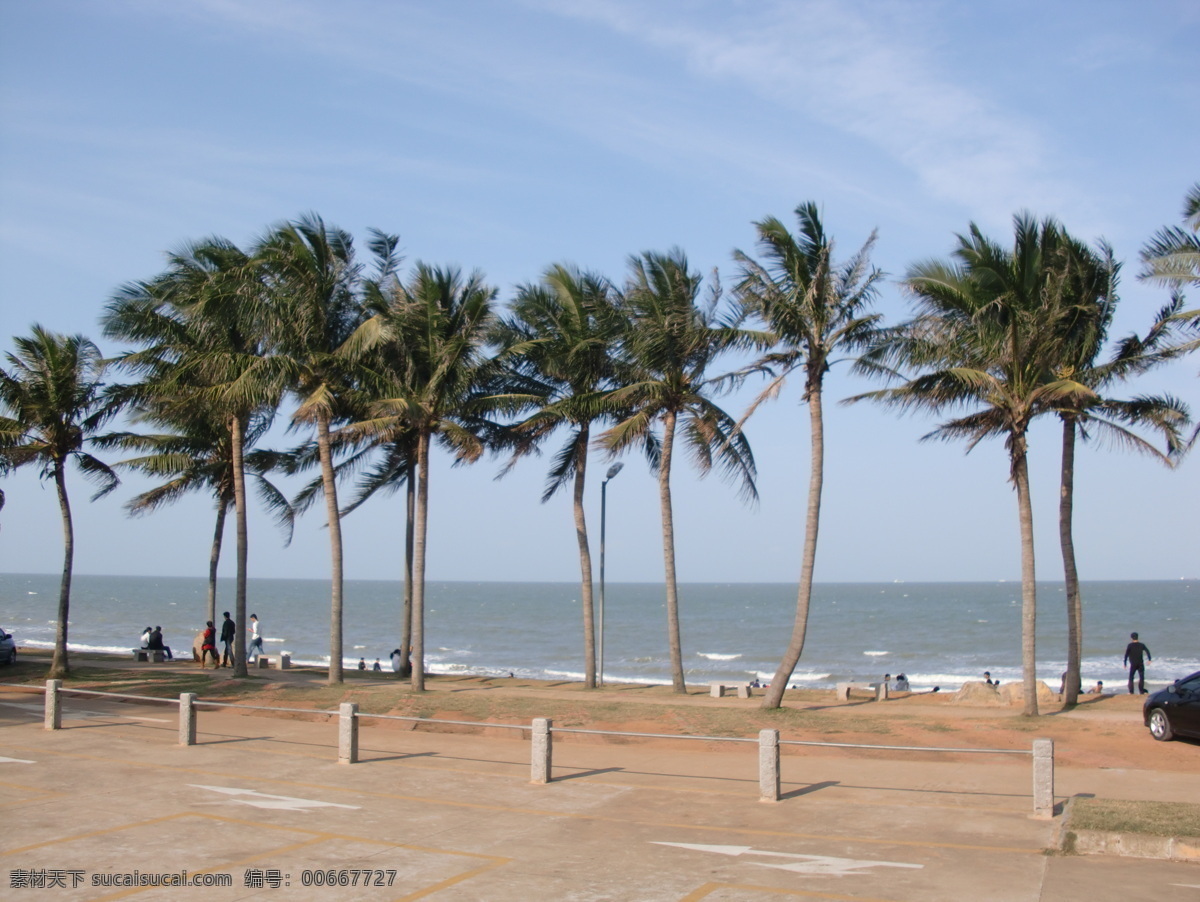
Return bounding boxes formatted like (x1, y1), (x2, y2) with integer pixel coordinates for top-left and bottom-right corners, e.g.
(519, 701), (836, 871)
(1, 0), (1196, 585)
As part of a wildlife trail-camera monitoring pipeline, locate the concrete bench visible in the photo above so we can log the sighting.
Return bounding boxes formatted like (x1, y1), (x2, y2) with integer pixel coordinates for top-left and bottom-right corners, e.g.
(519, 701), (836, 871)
(836, 681), (888, 702)
(132, 648), (165, 663)
(256, 654), (291, 670)
(709, 680), (752, 699)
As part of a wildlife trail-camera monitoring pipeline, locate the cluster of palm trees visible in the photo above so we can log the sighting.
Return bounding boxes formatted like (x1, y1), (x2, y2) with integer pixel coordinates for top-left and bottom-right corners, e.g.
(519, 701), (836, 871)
(3, 191), (1197, 716)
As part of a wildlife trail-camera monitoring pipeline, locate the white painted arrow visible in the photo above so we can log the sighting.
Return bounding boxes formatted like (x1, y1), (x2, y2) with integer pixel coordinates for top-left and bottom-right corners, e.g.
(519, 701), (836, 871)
(189, 784), (360, 812)
(0, 756), (35, 764)
(653, 842), (922, 877)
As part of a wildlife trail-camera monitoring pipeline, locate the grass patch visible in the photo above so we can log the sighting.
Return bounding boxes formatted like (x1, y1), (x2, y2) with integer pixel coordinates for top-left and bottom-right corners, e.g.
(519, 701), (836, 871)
(1071, 799), (1200, 838)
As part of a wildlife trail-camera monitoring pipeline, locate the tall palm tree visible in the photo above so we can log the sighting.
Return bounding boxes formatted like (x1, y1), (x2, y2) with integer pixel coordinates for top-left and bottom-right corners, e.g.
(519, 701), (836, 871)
(494, 264), (626, 688)
(602, 249), (758, 694)
(345, 263), (500, 691)
(733, 202), (882, 709)
(0, 327), (120, 677)
(98, 406), (293, 625)
(1046, 237), (1190, 705)
(103, 237), (286, 677)
(855, 215), (1094, 716)
(256, 213), (364, 684)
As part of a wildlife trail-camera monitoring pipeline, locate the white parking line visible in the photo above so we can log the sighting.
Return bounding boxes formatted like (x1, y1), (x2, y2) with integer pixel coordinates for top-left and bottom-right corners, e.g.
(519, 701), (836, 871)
(189, 784), (361, 812)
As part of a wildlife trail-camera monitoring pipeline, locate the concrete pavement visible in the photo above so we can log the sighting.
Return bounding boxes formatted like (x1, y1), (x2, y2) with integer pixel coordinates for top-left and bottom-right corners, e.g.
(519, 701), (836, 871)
(1, 685), (1198, 901)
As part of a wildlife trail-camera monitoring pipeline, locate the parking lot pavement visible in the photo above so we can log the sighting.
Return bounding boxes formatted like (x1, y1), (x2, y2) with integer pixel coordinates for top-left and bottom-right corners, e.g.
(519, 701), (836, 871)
(1, 688), (1198, 900)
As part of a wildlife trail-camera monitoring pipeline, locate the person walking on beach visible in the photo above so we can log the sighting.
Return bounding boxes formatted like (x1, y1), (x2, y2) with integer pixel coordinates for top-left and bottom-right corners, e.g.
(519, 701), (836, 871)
(220, 611), (236, 668)
(247, 614), (263, 663)
(200, 621), (218, 669)
(1124, 632), (1152, 694)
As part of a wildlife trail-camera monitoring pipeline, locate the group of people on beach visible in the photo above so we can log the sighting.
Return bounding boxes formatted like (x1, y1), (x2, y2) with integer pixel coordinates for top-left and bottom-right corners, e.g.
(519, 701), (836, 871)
(194, 612), (263, 668)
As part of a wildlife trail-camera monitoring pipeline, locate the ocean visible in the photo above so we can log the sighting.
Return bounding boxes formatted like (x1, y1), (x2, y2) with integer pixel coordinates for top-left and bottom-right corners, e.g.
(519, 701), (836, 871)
(0, 573), (1195, 692)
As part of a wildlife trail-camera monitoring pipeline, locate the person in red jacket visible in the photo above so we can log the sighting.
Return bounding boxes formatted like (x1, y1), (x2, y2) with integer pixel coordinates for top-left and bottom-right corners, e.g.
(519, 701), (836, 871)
(200, 621), (218, 669)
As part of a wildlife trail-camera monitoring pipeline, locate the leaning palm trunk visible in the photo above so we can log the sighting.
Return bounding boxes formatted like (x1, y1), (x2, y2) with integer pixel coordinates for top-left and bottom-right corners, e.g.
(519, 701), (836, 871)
(572, 427), (597, 688)
(207, 501), (227, 627)
(1012, 439), (1039, 717)
(658, 410), (686, 693)
(51, 464), (74, 679)
(1059, 416), (1082, 706)
(764, 385), (825, 708)
(231, 415), (250, 678)
(317, 413), (345, 685)
(411, 431), (431, 692)
(399, 459), (415, 679)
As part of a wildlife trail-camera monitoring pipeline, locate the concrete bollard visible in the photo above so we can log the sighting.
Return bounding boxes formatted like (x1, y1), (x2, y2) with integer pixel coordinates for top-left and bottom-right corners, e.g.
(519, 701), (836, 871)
(531, 718), (552, 784)
(338, 702), (358, 764)
(44, 679), (61, 731)
(876, 681), (889, 701)
(1032, 738), (1055, 818)
(759, 729), (780, 802)
(179, 693), (197, 746)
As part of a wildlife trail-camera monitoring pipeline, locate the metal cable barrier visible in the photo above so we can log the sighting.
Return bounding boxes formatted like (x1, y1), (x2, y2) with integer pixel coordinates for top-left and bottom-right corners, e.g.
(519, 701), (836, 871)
(21, 679), (1055, 817)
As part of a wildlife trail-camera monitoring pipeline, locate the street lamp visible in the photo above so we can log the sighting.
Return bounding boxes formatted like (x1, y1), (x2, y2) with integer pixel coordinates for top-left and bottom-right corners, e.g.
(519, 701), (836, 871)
(598, 461), (623, 687)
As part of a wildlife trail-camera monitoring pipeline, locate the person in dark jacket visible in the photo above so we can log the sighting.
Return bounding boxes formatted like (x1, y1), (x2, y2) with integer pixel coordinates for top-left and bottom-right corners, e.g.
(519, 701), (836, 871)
(220, 611), (236, 668)
(1124, 632), (1152, 694)
(147, 626), (173, 661)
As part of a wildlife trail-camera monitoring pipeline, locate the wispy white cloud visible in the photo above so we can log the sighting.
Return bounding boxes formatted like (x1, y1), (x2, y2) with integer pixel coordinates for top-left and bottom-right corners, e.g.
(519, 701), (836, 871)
(541, 0), (1065, 227)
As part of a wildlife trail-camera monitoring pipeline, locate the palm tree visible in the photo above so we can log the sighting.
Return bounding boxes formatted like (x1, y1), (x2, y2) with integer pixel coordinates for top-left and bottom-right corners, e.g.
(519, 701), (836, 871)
(103, 237), (287, 677)
(854, 215), (1095, 716)
(1046, 237), (1190, 705)
(493, 264), (626, 688)
(602, 249), (758, 694)
(98, 406), (293, 626)
(1141, 183), (1200, 287)
(256, 213), (364, 684)
(733, 203), (883, 709)
(0, 327), (120, 677)
(345, 263), (500, 691)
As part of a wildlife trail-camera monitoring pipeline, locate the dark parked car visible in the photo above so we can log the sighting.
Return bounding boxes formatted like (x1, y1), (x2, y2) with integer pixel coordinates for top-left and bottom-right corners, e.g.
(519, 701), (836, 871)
(0, 628), (15, 665)
(1144, 670), (1200, 741)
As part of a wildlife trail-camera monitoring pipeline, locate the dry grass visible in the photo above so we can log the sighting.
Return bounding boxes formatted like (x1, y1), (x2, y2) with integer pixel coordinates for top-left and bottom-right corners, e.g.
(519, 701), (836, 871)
(1070, 799), (1200, 838)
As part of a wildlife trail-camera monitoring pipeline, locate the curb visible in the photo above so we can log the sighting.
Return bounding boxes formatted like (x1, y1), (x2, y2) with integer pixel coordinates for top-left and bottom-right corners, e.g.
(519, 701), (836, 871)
(1061, 829), (1200, 863)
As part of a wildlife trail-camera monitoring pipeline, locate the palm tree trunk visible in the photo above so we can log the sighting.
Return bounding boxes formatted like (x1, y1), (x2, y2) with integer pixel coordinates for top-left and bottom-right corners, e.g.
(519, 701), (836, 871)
(231, 415), (249, 678)
(1012, 437), (1039, 717)
(764, 382), (825, 709)
(658, 409), (686, 694)
(572, 427), (597, 688)
(50, 462), (74, 679)
(411, 430), (431, 692)
(400, 456), (415, 679)
(207, 499), (228, 627)
(1059, 416), (1082, 706)
(317, 413), (345, 685)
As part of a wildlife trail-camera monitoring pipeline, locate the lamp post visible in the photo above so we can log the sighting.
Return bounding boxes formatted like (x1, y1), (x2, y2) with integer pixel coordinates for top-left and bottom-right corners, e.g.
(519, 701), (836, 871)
(598, 461), (623, 687)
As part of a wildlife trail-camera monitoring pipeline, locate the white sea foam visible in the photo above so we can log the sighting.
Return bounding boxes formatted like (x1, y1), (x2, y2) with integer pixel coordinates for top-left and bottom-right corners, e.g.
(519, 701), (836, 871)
(863, 650), (889, 656)
(697, 652), (742, 661)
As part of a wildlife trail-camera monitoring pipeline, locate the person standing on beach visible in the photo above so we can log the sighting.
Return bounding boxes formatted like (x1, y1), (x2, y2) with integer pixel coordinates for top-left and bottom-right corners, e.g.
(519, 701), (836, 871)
(200, 621), (218, 669)
(247, 614), (263, 663)
(220, 611), (236, 668)
(1124, 632), (1152, 694)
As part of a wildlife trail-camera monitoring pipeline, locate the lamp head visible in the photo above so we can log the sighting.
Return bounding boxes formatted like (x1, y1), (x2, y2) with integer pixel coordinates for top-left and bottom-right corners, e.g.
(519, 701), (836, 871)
(605, 462), (624, 480)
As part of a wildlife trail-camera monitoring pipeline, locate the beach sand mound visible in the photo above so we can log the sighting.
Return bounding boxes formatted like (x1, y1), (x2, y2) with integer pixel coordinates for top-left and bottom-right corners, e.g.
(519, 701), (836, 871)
(998, 680), (1059, 706)
(952, 681), (1005, 705)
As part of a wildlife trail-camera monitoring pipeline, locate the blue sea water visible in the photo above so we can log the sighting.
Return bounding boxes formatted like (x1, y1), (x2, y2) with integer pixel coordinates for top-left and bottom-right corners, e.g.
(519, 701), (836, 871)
(0, 573), (1195, 692)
